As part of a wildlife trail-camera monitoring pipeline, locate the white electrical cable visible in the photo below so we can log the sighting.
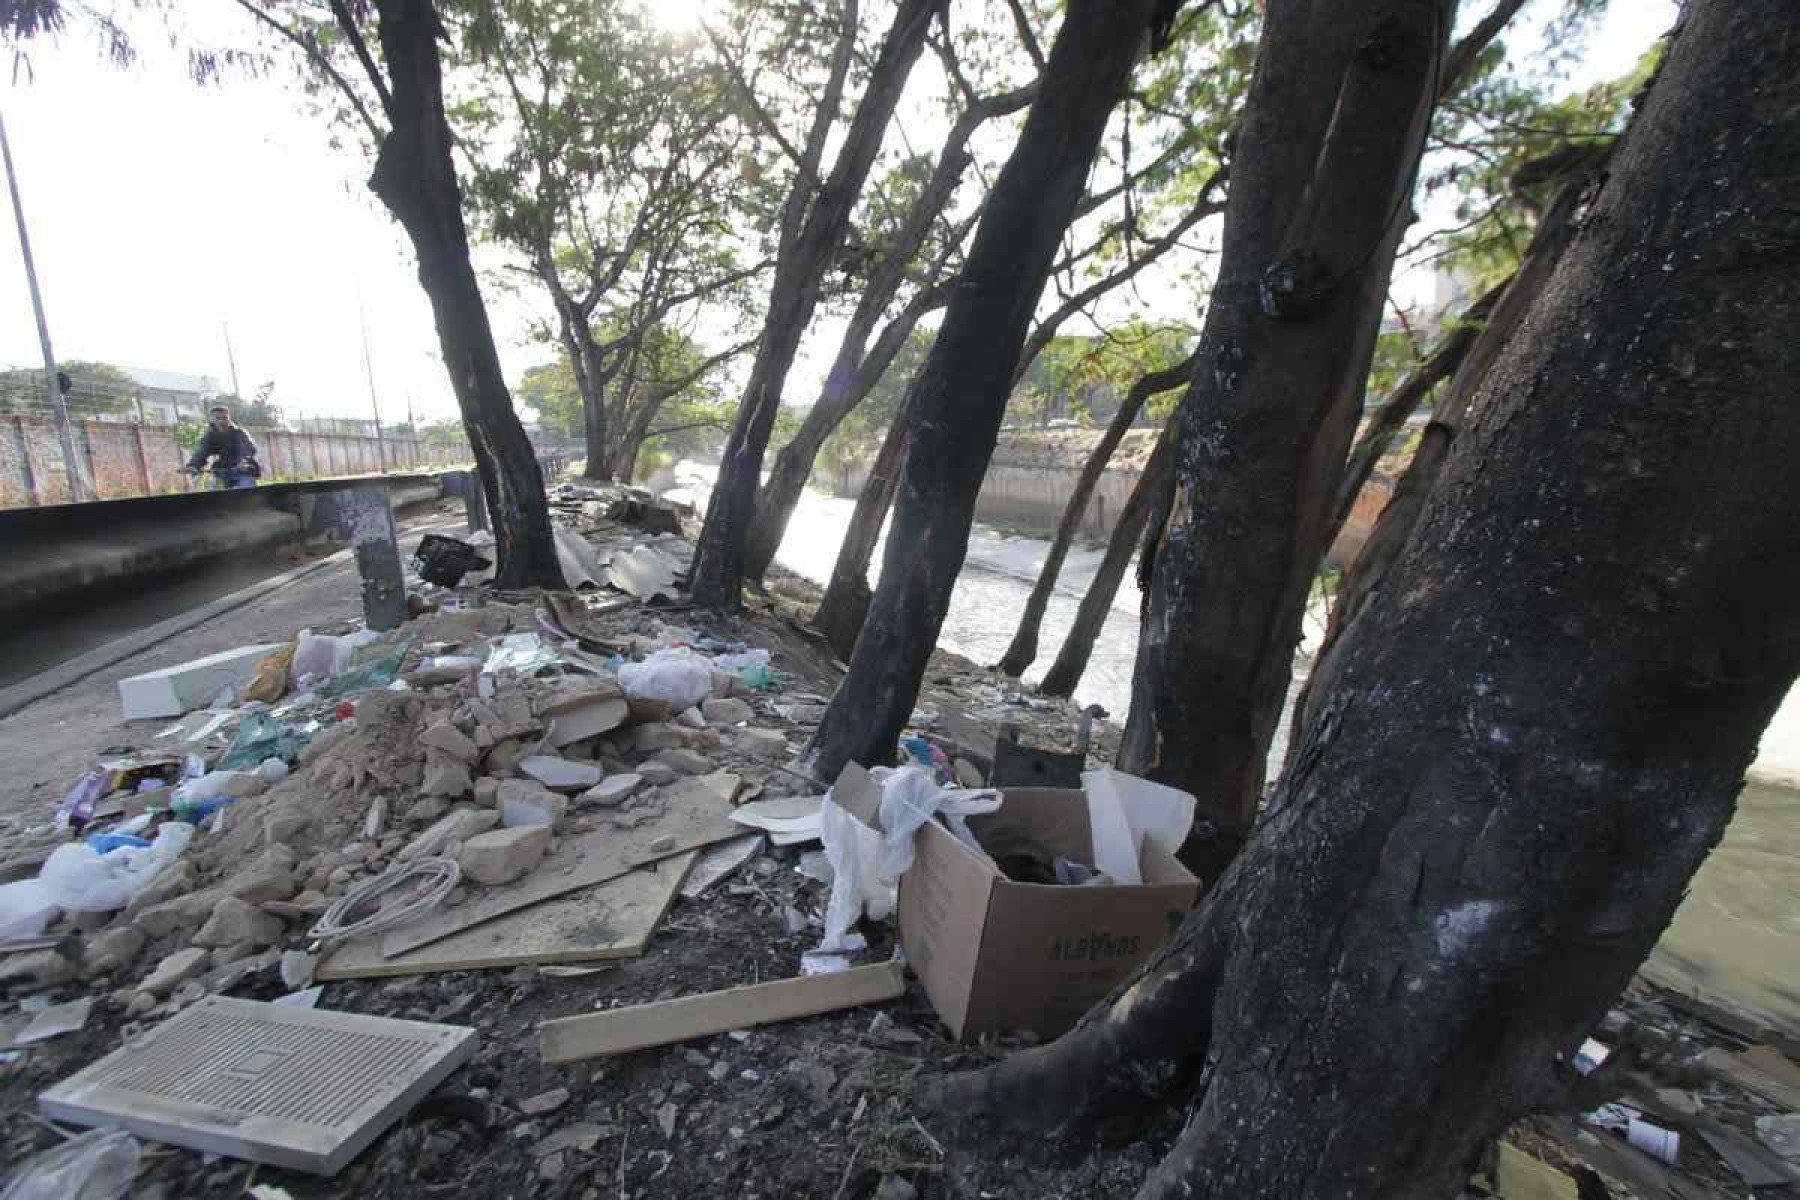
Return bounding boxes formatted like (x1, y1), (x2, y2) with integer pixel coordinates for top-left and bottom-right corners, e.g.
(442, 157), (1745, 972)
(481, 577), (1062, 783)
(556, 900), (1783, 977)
(308, 856), (461, 943)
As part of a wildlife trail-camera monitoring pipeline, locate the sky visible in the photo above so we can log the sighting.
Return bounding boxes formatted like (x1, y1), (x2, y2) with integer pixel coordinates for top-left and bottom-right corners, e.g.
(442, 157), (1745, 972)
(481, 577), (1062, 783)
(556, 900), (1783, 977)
(0, 0), (1678, 429)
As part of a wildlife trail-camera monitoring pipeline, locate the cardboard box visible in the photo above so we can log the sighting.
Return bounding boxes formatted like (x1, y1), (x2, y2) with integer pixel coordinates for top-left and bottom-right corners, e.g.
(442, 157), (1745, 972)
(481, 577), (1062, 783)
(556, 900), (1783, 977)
(897, 785), (1199, 1041)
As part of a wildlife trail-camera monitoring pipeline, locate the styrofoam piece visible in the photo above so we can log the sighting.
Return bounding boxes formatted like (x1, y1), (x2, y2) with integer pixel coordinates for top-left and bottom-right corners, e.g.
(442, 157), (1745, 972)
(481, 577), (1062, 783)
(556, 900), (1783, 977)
(118, 645), (283, 719)
(39, 996), (476, 1175)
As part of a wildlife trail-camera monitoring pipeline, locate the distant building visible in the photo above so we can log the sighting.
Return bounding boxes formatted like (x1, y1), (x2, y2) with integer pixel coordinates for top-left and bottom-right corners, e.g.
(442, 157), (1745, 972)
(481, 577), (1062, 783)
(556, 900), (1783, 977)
(118, 367), (223, 424)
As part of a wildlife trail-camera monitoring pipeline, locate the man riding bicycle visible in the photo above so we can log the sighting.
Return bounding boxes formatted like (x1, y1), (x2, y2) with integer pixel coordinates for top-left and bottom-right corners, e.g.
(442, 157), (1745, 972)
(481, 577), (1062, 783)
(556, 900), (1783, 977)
(184, 403), (261, 489)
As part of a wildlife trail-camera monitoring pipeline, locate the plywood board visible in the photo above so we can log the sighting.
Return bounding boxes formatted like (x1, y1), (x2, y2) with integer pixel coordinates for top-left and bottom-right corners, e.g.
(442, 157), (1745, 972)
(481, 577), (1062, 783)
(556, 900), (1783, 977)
(39, 997), (476, 1175)
(381, 779), (740, 958)
(539, 961), (904, 1063)
(318, 853), (694, 980)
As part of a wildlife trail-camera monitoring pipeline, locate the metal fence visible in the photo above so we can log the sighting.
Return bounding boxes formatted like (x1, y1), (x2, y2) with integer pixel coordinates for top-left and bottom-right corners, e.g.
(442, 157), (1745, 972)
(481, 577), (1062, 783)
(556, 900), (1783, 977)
(0, 413), (472, 507)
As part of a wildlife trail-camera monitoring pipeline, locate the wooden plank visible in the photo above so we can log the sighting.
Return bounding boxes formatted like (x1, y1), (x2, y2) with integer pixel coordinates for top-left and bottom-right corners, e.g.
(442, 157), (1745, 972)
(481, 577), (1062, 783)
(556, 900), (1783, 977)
(318, 853), (694, 980)
(539, 961), (905, 1063)
(381, 779), (740, 958)
(1703, 1046), (1800, 1112)
(1494, 1141), (1577, 1200)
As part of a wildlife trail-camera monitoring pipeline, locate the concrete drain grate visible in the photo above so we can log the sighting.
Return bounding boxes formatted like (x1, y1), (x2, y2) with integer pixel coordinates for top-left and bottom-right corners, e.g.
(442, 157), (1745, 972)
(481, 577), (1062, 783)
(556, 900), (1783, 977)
(39, 996), (478, 1175)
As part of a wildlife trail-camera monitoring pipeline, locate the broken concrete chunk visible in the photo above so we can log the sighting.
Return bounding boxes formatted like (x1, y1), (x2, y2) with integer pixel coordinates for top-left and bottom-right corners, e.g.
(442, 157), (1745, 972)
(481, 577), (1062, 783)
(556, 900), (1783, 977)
(474, 777), (500, 806)
(419, 720), (480, 764)
(655, 748), (716, 776)
(195, 896), (286, 949)
(133, 889), (216, 939)
(498, 779), (569, 830)
(139, 946), (211, 996)
(674, 707), (706, 730)
(0, 947), (77, 988)
(407, 796), (451, 826)
(518, 1086), (570, 1116)
(458, 825), (552, 886)
(484, 738), (526, 776)
(542, 693), (630, 747)
(580, 774), (643, 808)
(637, 761), (679, 786)
(519, 756), (603, 792)
(400, 806), (500, 862)
(126, 861), (194, 917)
(82, 925), (146, 977)
(281, 949), (317, 991)
(700, 697), (753, 726)
(736, 728), (790, 761)
(222, 849), (298, 904)
(421, 753), (474, 798)
(264, 810), (312, 848)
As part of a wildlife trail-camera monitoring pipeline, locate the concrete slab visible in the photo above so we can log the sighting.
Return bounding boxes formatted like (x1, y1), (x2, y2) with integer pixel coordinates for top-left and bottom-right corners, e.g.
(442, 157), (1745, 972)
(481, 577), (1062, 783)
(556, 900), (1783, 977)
(39, 996), (476, 1175)
(118, 643), (283, 719)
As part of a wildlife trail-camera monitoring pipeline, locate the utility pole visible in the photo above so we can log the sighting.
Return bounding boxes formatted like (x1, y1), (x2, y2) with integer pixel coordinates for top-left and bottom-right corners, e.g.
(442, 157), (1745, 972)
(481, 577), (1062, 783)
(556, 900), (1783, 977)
(222, 322), (242, 397)
(358, 298), (388, 472)
(1, 108), (88, 502)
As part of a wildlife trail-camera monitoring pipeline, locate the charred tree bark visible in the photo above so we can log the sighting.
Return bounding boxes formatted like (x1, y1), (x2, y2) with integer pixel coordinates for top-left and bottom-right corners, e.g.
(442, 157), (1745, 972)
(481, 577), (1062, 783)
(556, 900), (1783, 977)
(1119, 0), (1451, 838)
(943, 6), (1800, 1193)
(998, 353), (1193, 677)
(806, 0), (1176, 779)
(366, 0), (559, 587)
(1290, 161), (1599, 756)
(813, 397), (910, 661)
(1038, 422), (1172, 698)
(690, 0), (939, 609)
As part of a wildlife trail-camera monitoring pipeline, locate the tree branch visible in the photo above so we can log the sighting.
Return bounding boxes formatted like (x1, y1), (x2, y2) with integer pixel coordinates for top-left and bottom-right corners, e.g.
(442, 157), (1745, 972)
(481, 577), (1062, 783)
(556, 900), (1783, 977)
(234, 0), (382, 141)
(1003, 0), (1047, 71)
(1440, 0), (1529, 96)
(326, 0), (394, 120)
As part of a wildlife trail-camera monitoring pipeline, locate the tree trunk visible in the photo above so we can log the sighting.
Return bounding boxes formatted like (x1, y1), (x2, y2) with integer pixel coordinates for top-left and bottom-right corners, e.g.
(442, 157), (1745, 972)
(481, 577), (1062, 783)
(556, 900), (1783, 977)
(806, 0), (1171, 780)
(745, 280), (947, 580)
(1322, 276), (1506, 548)
(367, 0), (559, 588)
(1038, 424), (1172, 698)
(942, 7), (1800, 1193)
(998, 353), (1193, 677)
(813, 398), (909, 661)
(1119, 0), (1450, 840)
(690, 0), (939, 609)
(1288, 161), (1599, 760)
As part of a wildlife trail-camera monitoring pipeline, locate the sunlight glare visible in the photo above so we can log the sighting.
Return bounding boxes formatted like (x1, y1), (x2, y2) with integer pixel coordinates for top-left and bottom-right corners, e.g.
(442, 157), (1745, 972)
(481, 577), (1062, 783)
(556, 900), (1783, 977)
(643, 0), (707, 37)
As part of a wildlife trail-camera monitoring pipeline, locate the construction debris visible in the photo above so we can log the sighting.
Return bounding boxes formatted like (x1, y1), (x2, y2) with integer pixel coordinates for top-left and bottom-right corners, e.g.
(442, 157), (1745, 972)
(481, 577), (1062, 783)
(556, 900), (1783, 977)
(538, 960), (905, 1062)
(40, 997), (476, 1175)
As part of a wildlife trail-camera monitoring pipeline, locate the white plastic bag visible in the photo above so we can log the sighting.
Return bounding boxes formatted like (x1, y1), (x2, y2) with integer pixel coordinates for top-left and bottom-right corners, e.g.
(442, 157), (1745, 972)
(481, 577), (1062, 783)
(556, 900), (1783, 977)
(815, 766), (1002, 963)
(618, 648), (714, 711)
(0, 879), (55, 940)
(875, 766), (1001, 881)
(37, 822), (194, 913)
(293, 629), (377, 684)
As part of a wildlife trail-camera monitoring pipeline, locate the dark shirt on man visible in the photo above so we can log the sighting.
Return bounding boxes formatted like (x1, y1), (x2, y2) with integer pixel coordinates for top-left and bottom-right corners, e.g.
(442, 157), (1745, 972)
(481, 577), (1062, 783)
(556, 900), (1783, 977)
(187, 427), (258, 472)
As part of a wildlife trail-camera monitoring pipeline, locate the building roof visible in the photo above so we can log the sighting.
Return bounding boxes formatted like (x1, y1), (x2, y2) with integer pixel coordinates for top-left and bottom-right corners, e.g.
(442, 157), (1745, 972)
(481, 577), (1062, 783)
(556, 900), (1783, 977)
(120, 366), (222, 394)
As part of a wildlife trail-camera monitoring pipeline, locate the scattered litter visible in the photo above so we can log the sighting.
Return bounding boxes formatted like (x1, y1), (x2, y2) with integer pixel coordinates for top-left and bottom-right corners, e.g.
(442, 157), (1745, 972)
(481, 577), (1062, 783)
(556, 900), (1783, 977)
(483, 633), (560, 676)
(0, 1127), (139, 1200)
(414, 533), (492, 587)
(607, 544), (683, 600)
(37, 822), (193, 912)
(272, 986), (324, 1010)
(309, 857), (461, 944)
(680, 834), (765, 900)
(619, 648), (715, 711)
(39, 997), (477, 1175)
(7, 997), (93, 1046)
(0, 879), (55, 939)
(539, 961), (905, 1062)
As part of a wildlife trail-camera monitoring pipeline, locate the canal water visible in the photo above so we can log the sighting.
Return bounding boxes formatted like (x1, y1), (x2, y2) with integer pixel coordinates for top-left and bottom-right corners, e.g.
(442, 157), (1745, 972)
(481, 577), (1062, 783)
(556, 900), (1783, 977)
(674, 462), (1799, 1030)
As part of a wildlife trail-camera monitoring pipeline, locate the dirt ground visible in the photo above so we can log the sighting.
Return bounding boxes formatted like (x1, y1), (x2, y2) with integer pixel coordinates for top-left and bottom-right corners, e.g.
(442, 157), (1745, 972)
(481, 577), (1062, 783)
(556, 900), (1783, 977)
(0, 497), (1791, 1199)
